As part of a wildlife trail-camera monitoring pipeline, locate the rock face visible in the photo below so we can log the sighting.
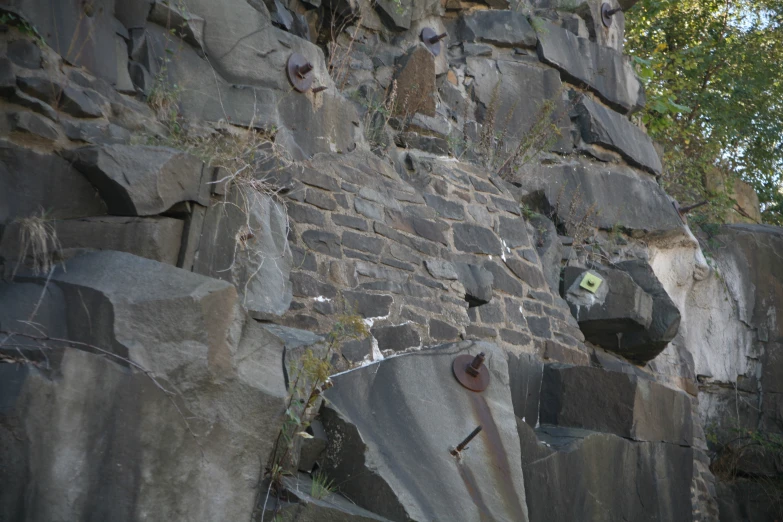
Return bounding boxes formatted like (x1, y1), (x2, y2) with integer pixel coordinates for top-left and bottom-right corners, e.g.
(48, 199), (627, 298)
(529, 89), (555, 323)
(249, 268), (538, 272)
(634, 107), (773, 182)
(536, 20), (644, 113)
(519, 423), (694, 522)
(65, 145), (210, 216)
(0, 251), (287, 522)
(0, 0), (779, 520)
(540, 364), (693, 445)
(320, 341), (529, 522)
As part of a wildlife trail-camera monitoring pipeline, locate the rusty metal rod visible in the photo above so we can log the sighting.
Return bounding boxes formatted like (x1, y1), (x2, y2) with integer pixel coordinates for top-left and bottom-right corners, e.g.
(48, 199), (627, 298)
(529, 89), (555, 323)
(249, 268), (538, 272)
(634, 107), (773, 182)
(605, 6), (622, 16)
(454, 425), (483, 453)
(465, 352), (485, 377)
(679, 200), (709, 214)
(429, 32), (447, 44)
(297, 62), (313, 77)
(312, 86), (328, 93)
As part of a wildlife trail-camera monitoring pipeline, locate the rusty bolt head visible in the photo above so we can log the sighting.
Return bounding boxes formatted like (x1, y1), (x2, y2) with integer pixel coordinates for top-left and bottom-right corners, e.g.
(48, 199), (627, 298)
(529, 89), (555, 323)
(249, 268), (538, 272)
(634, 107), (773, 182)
(453, 353), (490, 392)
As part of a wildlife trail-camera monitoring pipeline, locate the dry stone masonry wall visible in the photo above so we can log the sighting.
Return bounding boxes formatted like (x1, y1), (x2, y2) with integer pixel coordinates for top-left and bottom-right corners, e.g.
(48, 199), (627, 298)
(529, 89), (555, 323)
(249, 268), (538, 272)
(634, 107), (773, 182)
(0, 0), (781, 521)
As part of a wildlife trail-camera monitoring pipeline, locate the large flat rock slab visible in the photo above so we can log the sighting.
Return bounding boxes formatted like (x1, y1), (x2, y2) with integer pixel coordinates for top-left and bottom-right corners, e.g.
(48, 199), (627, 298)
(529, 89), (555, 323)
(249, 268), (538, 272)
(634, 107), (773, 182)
(539, 364), (693, 445)
(575, 96), (663, 174)
(65, 145), (209, 216)
(320, 341), (529, 522)
(519, 423), (693, 522)
(536, 20), (644, 113)
(0, 251), (289, 522)
(514, 160), (683, 236)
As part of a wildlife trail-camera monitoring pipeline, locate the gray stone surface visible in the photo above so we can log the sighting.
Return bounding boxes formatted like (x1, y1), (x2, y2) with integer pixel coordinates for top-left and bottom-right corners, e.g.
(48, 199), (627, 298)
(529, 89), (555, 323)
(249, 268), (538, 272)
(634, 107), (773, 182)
(65, 145), (208, 216)
(453, 223), (502, 255)
(536, 21), (644, 113)
(539, 364), (693, 445)
(195, 186), (293, 316)
(321, 341), (529, 522)
(467, 58), (572, 154)
(454, 261), (494, 305)
(519, 423), (694, 522)
(5, 0), (118, 84)
(563, 266), (655, 356)
(514, 161), (683, 236)
(575, 96), (662, 174)
(0, 140), (107, 225)
(458, 10), (537, 48)
(615, 259), (681, 363)
(0, 251), (287, 522)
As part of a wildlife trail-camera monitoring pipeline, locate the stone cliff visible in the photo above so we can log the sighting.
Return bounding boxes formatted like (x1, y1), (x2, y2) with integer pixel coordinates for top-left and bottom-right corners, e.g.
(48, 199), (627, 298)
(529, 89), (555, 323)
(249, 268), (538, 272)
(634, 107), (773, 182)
(0, 0), (781, 521)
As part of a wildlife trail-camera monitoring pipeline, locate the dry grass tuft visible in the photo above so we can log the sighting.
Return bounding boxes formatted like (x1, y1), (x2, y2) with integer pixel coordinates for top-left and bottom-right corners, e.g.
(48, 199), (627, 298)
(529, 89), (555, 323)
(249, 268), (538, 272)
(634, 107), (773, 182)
(14, 210), (62, 276)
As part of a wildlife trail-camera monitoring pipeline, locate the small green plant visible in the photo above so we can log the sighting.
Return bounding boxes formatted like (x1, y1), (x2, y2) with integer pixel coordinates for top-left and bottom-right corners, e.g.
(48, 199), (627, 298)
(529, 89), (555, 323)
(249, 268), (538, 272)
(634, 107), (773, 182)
(520, 203), (537, 220)
(0, 11), (42, 42)
(261, 314), (369, 520)
(310, 471), (336, 500)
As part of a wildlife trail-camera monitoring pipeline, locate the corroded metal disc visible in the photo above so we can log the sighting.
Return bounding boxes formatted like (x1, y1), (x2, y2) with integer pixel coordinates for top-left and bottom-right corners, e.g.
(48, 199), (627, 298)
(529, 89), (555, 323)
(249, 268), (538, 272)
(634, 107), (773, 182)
(287, 53), (314, 93)
(420, 27), (442, 57)
(452, 354), (490, 392)
(601, 3), (614, 27)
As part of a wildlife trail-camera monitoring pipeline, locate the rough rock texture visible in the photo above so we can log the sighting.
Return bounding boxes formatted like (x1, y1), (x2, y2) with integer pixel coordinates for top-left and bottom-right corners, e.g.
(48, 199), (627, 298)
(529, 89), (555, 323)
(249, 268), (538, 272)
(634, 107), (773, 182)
(514, 160), (683, 236)
(65, 145), (210, 216)
(536, 20), (644, 113)
(0, 251), (287, 522)
(0, 1), (779, 520)
(194, 186), (293, 317)
(519, 423), (694, 522)
(321, 341), (529, 522)
(540, 364), (693, 445)
(575, 96), (663, 174)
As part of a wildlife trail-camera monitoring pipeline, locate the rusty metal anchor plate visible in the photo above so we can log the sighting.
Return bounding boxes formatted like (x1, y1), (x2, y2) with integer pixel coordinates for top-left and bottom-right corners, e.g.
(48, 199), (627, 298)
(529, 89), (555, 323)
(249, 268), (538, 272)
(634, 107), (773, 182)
(287, 53), (314, 93)
(420, 27), (443, 57)
(601, 3), (615, 27)
(453, 354), (490, 392)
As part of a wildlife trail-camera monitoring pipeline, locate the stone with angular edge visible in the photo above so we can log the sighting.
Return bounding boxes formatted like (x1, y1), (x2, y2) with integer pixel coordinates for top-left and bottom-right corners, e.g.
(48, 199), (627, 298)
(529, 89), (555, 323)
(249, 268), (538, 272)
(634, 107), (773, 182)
(539, 364), (693, 445)
(0, 140), (107, 225)
(519, 422), (693, 522)
(65, 145), (209, 216)
(575, 96), (662, 174)
(458, 10), (537, 48)
(320, 341), (529, 522)
(536, 20), (644, 113)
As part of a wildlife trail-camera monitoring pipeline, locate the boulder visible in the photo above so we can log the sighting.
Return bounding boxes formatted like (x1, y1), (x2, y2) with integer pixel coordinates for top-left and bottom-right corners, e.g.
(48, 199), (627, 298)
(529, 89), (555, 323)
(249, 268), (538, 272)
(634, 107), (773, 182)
(539, 364), (693, 445)
(374, 0), (412, 30)
(65, 145), (209, 216)
(458, 10), (537, 48)
(320, 341), (529, 522)
(615, 259), (681, 362)
(0, 140), (107, 225)
(536, 21), (644, 113)
(194, 186), (293, 317)
(143, 24), (359, 159)
(562, 266), (655, 359)
(513, 161), (683, 236)
(0, 250), (288, 522)
(519, 423), (693, 522)
(574, 96), (662, 174)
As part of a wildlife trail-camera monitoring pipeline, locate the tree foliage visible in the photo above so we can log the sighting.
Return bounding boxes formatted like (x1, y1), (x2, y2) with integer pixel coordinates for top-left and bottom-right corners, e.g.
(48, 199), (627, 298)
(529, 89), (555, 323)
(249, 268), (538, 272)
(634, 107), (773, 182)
(626, 0), (783, 224)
